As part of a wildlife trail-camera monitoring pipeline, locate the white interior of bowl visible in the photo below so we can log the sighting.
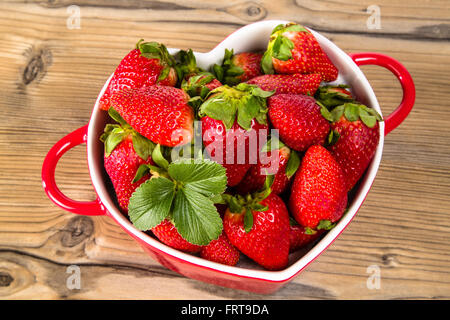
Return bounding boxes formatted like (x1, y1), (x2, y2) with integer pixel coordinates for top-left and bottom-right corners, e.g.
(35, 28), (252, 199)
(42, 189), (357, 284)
(87, 20), (384, 282)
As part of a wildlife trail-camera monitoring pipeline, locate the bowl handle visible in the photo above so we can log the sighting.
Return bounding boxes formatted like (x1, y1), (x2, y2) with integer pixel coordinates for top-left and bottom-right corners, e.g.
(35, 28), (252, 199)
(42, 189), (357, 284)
(348, 52), (415, 136)
(42, 125), (105, 216)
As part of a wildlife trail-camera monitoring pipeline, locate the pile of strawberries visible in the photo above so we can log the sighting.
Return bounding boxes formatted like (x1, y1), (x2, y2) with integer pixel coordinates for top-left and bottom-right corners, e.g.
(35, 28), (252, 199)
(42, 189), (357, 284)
(99, 23), (382, 270)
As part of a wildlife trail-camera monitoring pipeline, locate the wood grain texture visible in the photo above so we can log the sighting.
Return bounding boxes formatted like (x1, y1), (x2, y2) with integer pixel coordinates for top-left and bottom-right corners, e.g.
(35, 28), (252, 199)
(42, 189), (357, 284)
(0, 0), (449, 300)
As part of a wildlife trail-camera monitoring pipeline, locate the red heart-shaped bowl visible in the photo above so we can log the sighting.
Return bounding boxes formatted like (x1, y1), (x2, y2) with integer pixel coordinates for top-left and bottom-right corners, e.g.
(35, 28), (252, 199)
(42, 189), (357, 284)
(42, 20), (415, 294)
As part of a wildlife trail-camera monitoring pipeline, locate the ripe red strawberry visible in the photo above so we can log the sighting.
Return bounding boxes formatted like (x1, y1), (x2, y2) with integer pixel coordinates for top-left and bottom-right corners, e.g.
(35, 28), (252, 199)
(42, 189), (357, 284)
(327, 103), (381, 191)
(223, 193), (290, 270)
(201, 116), (266, 187)
(111, 85), (194, 147)
(100, 116), (155, 214)
(236, 145), (297, 195)
(262, 23), (338, 82)
(103, 138), (152, 214)
(200, 84), (274, 187)
(200, 231), (240, 266)
(213, 49), (263, 86)
(289, 145), (347, 230)
(289, 220), (323, 253)
(151, 219), (203, 253)
(268, 94), (330, 151)
(99, 40), (177, 111)
(246, 73), (322, 95)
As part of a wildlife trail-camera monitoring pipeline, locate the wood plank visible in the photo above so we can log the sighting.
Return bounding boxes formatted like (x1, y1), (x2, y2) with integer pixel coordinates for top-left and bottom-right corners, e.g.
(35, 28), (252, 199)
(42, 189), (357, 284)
(5, 0), (450, 39)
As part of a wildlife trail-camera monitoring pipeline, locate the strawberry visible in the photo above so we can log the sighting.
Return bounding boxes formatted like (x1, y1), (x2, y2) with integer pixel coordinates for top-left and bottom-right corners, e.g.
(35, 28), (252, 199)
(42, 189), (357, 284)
(200, 231), (240, 266)
(174, 49), (223, 92)
(99, 40), (177, 111)
(100, 109), (155, 213)
(201, 116), (265, 187)
(268, 94), (330, 152)
(289, 218), (323, 253)
(246, 73), (322, 95)
(151, 219), (203, 253)
(314, 85), (353, 109)
(235, 144), (299, 195)
(327, 103), (382, 191)
(261, 23), (338, 82)
(289, 145), (347, 230)
(111, 85), (194, 147)
(223, 193), (290, 270)
(199, 83), (274, 186)
(213, 49), (263, 86)
(174, 49), (203, 83)
(182, 72), (222, 99)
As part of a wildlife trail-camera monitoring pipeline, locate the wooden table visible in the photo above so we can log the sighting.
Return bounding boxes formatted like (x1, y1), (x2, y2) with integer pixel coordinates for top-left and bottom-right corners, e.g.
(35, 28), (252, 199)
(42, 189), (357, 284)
(1, 0), (449, 300)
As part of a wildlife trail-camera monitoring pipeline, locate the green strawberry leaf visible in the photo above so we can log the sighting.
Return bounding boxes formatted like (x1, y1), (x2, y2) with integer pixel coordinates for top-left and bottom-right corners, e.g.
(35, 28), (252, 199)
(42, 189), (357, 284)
(108, 107), (128, 126)
(128, 177), (176, 231)
(212, 64), (224, 82)
(128, 158), (227, 246)
(367, 107), (383, 121)
(210, 193), (225, 204)
(152, 144), (169, 170)
(314, 85), (353, 109)
(237, 95), (264, 130)
(282, 23), (308, 33)
(271, 24), (286, 35)
(272, 35), (294, 61)
(100, 124), (120, 142)
(340, 103), (383, 126)
(104, 127), (127, 156)
(358, 108), (377, 128)
(132, 133), (155, 161)
(285, 150), (301, 179)
(174, 49), (202, 83)
(304, 227), (317, 235)
(157, 66), (171, 82)
(187, 96), (204, 114)
(213, 48), (245, 86)
(251, 203), (268, 212)
(344, 103), (361, 122)
(226, 65), (244, 77)
(167, 158), (227, 197)
(172, 186), (223, 245)
(261, 136), (286, 152)
(248, 85), (275, 98)
(254, 183), (272, 202)
(138, 41), (175, 67)
(261, 49), (274, 74)
(263, 173), (275, 191)
(317, 219), (336, 231)
(320, 105), (334, 122)
(132, 164), (150, 183)
(199, 95), (237, 129)
(331, 104), (345, 122)
(132, 164), (166, 183)
(196, 86), (209, 100)
(199, 85), (272, 130)
(224, 194), (243, 213)
(360, 104), (383, 121)
(326, 129), (340, 146)
(223, 48), (234, 63)
(244, 208), (253, 233)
